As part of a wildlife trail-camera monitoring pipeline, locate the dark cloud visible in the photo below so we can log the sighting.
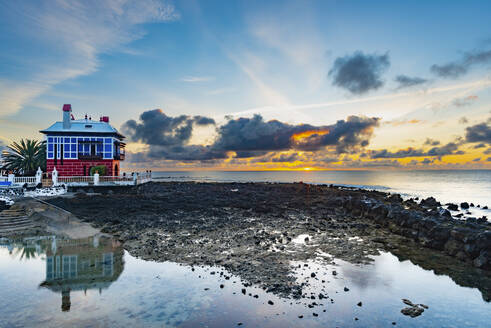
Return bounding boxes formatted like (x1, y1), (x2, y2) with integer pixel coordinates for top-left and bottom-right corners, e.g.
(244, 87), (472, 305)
(341, 159), (401, 168)
(394, 75), (427, 89)
(459, 117), (469, 124)
(370, 142), (461, 159)
(121, 109), (216, 146)
(271, 153), (301, 162)
(213, 114), (380, 154)
(123, 111), (380, 162)
(487, 157), (491, 162)
(465, 120), (491, 144)
(424, 138), (440, 146)
(472, 157), (481, 162)
(328, 51), (390, 94)
(430, 49), (491, 78)
(421, 158), (435, 165)
(474, 143), (486, 149)
(147, 145), (227, 161)
(484, 148), (491, 155)
(453, 95), (478, 107)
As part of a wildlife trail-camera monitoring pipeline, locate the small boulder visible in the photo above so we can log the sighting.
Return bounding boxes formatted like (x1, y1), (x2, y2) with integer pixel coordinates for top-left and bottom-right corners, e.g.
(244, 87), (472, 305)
(461, 202), (470, 209)
(446, 203), (459, 211)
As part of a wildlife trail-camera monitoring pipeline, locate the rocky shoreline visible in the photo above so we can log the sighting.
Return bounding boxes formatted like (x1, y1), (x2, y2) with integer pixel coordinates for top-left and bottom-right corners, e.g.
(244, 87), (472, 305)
(46, 182), (491, 300)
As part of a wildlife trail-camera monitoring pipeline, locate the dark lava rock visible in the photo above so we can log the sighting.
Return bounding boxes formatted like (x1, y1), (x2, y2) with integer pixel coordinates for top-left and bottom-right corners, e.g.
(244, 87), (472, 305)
(357, 302), (362, 307)
(401, 306), (424, 318)
(310, 272), (316, 278)
(461, 202), (470, 209)
(447, 203), (459, 211)
(268, 300), (274, 305)
(344, 287), (349, 292)
(0, 200), (10, 212)
(420, 197), (441, 208)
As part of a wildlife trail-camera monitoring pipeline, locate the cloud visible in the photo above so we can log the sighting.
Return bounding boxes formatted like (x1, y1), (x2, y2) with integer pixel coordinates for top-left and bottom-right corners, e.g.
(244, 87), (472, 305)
(0, 0), (178, 115)
(121, 109), (216, 147)
(370, 142), (461, 159)
(465, 119), (491, 144)
(474, 143), (486, 149)
(459, 116), (469, 124)
(386, 119), (422, 126)
(484, 148), (491, 155)
(341, 159), (402, 168)
(213, 114), (380, 154)
(394, 75), (427, 89)
(487, 157), (491, 162)
(328, 51), (390, 94)
(473, 157), (481, 162)
(271, 153), (301, 162)
(453, 95), (478, 107)
(123, 111), (380, 161)
(180, 76), (215, 83)
(430, 49), (491, 78)
(424, 138), (440, 146)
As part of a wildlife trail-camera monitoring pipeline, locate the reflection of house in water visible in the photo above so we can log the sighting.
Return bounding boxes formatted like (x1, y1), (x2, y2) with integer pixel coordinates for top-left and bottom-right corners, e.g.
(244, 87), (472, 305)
(39, 235), (124, 312)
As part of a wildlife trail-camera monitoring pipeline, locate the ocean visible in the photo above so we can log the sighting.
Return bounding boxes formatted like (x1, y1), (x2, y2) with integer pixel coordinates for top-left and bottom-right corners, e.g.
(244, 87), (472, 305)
(152, 170), (491, 215)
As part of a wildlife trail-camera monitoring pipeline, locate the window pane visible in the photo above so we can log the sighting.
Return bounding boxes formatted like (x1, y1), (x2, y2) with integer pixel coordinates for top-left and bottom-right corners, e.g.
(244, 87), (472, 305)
(104, 145), (112, 152)
(64, 138), (70, 143)
(48, 152), (53, 158)
(48, 144), (53, 151)
(97, 138), (103, 142)
(48, 137), (53, 142)
(104, 138), (112, 144)
(64, 144), (70, 151)
(71, 144), (76, 151)
(97, 144), (103, 152)
(71, 138), (76, 143)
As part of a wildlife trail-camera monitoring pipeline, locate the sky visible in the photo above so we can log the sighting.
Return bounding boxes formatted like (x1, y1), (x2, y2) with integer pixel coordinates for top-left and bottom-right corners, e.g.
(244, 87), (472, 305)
(0, 0), (490, 171)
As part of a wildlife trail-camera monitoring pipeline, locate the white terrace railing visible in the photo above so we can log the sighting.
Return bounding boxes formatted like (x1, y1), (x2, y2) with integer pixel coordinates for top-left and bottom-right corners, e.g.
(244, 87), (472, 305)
(1, 170), (152, 188)
(13, 176), (37, 184)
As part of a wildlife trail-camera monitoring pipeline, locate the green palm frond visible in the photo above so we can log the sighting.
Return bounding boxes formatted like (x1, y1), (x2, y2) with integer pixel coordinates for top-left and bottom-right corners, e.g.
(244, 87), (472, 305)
(1, 139), (46, 176)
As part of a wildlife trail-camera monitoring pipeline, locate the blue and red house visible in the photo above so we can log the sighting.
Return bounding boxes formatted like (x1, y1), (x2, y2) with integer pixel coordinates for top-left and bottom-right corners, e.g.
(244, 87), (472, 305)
(40, 104), (125, 176)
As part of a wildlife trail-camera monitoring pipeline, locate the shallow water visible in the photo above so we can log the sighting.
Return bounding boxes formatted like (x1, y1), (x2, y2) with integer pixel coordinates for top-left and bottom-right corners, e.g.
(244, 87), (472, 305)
(0, 235), (489, 327)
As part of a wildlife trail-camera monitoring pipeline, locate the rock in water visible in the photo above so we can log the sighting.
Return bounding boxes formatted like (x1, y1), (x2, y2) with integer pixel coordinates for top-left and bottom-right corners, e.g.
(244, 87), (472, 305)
(461, 202), (470, 209)
(401, 306), (424, 318)
(447, 203), (459, 211)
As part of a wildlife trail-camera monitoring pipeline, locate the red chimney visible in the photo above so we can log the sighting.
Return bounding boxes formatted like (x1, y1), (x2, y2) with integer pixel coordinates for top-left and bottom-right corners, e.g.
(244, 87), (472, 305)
(102, 116), (109, 123)
(62, 104), (72, 112)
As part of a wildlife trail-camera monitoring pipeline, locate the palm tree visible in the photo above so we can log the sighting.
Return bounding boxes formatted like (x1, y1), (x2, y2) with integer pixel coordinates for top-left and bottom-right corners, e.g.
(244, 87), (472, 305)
(1, 139), (46, 176)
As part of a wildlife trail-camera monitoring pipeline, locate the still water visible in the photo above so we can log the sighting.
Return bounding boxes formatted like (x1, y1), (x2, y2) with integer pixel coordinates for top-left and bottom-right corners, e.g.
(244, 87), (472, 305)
(0, 235), (489, 327)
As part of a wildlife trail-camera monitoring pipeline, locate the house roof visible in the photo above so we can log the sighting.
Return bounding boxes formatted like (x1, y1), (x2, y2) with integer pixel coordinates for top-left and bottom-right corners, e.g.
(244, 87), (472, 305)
(40, 119), (124, 138)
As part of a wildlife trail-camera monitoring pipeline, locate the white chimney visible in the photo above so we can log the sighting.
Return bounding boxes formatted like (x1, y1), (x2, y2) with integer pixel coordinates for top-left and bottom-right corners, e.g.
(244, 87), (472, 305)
(62, 104), (72, 129)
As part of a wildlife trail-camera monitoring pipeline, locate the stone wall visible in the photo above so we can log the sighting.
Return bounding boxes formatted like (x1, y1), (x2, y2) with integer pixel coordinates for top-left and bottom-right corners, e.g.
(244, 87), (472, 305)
(46, 159), (120, 176)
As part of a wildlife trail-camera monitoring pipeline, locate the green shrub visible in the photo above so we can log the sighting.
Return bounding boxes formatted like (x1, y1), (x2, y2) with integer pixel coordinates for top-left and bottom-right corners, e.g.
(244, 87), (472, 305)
(90, 165), (107, 176)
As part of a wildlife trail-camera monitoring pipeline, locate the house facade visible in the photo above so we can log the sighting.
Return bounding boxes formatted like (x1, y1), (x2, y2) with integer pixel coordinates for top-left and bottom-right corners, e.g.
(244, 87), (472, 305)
(40, 104), (125, 176)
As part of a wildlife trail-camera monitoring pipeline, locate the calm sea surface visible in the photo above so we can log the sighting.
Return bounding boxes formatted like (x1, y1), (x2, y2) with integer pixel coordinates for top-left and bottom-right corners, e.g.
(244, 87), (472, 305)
(153, 170), (491, 211)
